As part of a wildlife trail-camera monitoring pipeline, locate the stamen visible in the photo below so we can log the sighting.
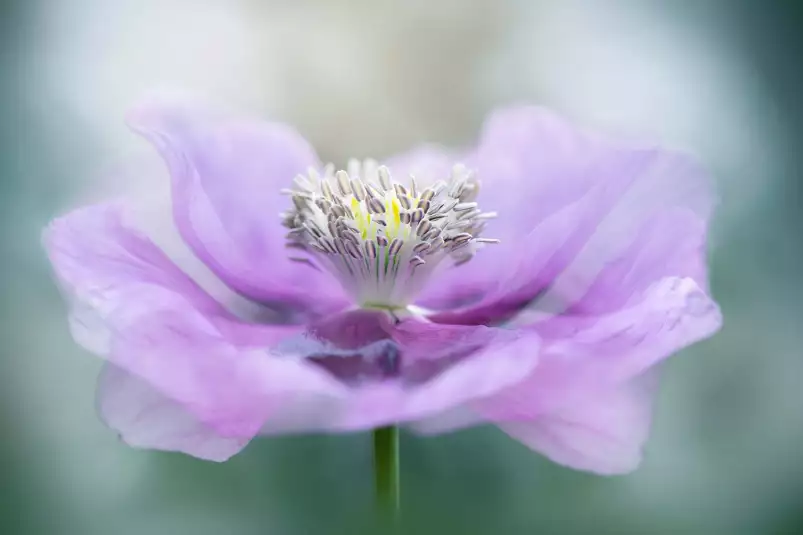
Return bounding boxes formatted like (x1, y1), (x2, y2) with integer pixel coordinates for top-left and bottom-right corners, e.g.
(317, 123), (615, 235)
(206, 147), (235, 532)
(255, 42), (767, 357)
(336, 170), (352, 196)
(416, 219), (432, 237)
(367, 197), (385, 214)
(351, 177), (366, 201)
(282, 160), (499, 307)
(388, 238), (403, 257)
(378, 166), (392, 191)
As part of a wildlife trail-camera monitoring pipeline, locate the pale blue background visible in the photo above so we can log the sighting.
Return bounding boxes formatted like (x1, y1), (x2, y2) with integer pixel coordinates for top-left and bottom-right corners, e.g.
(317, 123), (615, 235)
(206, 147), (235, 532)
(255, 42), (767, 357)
(2, 1), (802, 533)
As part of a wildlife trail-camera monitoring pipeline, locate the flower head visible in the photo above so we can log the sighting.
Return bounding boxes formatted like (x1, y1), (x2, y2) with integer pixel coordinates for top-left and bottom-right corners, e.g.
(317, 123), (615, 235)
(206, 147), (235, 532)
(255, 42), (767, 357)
(44, 97), (721, 474)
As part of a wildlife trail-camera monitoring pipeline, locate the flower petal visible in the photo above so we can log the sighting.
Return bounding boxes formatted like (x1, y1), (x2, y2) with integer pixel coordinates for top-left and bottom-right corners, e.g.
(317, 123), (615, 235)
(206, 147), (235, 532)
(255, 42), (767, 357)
(415, 277), (718, 444)
(497, 372), (659, 475)
(407, 406), (484, 435)
(425, 107), (716, 325)
(332, 329), (539, 431)
(44, 202), (226, 355)
(479, 276), (721, 422)
(257, 312), (542, 434)
(44, 202), (343, 458)
(96, 364), (248, 462)
(127, 96), (349, 317)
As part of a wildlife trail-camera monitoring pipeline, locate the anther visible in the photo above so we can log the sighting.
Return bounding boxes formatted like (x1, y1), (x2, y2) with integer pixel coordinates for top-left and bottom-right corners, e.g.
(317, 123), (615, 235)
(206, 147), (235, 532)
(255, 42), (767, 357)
(365, 183), (382, 199)
(416, 219), (432, 237)
(292, 196), (310, 212)
(367, 197), (385, 214)
(451, 232), (473, 244)
(378, 166), (392, 191)
(344, 240), (362, 259)
(388, 238), (403, 256)
(351, 178), (367, 201)
(438, 198), (459, 213)
(413, 242), (430, 254)
(454, 202), (478, 212)
(336, 170), (352, 196)
(457, 208), (481, 221)
(423, 228), (442, 241)
(411, 209), (424, 225)
(304, 223), (323, 239)
(321, 180), (334, 200)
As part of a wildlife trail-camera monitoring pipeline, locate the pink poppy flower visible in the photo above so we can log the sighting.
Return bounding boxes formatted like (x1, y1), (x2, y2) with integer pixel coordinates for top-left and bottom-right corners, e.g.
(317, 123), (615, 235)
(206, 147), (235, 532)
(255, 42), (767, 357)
(43, 97), (721, 475)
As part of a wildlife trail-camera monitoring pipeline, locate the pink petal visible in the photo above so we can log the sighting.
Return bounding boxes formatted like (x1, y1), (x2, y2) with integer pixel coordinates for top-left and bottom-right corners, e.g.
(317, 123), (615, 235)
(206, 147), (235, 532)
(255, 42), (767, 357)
(333, 330), (539, 431)
(44, 202), (343, 458)
(108, 299), (343, 440)
(127, 95), (349, 317)
(498, 372), (658, 475)
(561, 207), (709, 316)
(389, 317), (521, 363)
(408, 406), (484, 435)
(425, 106), (716, 325)
(43, 202), (226, 354)
(480, 276), (721, 422)
(258, 314), (542, 433)
(97, 364), (248, 461)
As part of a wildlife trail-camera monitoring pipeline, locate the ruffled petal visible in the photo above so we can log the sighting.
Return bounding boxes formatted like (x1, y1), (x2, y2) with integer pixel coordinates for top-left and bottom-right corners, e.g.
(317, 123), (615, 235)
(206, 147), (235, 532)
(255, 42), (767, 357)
(44, 202), (227, 354)
(479, 276), (721, 422)
(127, 96), (349, 317)
(44, 202), (344, 459)
(257, 311), (542, 434)
(407, 406), (484, 435)
(332, 330), (539, 431)
(96, 364), (248, 462)
(425, 107), (716, 325)
(411, 278), (717, 444)
(497, 372), (658, 475)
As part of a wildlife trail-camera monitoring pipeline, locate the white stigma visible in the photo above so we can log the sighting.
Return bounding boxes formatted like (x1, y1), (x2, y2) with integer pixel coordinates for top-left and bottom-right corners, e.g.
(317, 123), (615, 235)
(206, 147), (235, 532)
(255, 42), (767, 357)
(281, 159), (499, 308)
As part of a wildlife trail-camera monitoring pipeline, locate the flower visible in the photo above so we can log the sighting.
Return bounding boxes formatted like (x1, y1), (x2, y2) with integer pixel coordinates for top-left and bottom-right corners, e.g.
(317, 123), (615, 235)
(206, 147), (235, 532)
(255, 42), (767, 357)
(43, 97), (721, 474)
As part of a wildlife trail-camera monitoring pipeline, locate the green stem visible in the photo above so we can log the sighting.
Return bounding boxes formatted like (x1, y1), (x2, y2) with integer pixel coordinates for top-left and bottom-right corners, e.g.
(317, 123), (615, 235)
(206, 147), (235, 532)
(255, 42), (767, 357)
(373, 426), (400, 527)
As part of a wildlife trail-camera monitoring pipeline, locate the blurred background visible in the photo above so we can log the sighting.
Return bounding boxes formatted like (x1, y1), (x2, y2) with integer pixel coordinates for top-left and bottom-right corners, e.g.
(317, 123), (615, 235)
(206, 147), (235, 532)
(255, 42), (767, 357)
(2, 0), (802, 533)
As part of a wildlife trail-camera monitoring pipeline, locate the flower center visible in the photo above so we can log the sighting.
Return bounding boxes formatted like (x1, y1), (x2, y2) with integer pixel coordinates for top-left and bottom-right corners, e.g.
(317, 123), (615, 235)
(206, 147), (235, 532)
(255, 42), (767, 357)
(281, 159), (498, 308)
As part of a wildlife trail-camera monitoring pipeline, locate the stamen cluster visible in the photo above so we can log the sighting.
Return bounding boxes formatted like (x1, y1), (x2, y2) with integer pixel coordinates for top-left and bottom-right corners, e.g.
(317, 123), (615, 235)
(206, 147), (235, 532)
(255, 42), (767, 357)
(281, 159), (498, 307)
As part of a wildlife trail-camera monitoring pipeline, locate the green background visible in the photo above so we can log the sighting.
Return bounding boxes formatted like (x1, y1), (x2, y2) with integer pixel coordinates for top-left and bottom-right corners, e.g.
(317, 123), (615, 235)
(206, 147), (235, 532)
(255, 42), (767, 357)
(2, 1), (802, 533)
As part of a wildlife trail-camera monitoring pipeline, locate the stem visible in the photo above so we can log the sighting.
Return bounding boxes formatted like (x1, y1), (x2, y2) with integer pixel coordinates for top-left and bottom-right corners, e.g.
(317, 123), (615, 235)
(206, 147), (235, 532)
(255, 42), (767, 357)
(373, 425), (400, 527)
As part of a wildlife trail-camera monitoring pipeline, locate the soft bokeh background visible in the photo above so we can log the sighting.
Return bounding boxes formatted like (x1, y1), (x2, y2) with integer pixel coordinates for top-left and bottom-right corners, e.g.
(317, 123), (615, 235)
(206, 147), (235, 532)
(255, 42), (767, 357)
(2, 1), (802, 533)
